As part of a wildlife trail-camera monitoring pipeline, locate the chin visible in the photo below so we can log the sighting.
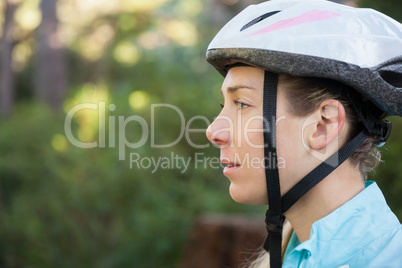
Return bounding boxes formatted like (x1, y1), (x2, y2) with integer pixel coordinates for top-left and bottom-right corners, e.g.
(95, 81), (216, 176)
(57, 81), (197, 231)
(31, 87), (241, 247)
(229, 183), (267, 205)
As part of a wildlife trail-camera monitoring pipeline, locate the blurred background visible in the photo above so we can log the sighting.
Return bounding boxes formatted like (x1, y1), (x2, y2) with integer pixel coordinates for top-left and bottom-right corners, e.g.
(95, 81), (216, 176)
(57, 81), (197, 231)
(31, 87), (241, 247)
(0, 0), (401, 267)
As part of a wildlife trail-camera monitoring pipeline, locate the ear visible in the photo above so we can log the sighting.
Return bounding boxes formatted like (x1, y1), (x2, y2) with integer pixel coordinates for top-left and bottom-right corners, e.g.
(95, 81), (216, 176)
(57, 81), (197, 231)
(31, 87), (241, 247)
(307, 99), (346, 151)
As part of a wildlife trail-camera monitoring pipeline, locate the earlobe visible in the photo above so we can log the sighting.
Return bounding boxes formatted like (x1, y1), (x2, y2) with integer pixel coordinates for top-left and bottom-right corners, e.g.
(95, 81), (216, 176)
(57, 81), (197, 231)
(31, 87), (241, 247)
(308, 100), (346, 151)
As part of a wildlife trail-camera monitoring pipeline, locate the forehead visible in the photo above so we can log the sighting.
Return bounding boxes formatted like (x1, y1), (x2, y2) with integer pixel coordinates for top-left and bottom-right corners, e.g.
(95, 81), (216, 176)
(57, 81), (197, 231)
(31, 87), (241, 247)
(221, 66), (265, 93)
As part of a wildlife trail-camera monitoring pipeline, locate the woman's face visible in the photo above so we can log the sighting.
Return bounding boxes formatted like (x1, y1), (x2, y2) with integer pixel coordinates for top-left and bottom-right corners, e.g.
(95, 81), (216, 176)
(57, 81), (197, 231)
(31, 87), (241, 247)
(206, 66), (307, 205)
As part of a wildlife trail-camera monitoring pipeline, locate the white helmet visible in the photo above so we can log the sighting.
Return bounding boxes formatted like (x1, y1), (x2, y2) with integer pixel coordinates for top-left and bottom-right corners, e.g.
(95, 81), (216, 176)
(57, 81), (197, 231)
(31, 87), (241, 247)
(207, 0), (402, 115)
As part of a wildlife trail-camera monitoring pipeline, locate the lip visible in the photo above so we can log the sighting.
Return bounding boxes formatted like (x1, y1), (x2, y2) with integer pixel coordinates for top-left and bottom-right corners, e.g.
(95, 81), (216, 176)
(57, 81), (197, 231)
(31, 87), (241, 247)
(223, 165), (241, 175)
(221, 158), (241, 175)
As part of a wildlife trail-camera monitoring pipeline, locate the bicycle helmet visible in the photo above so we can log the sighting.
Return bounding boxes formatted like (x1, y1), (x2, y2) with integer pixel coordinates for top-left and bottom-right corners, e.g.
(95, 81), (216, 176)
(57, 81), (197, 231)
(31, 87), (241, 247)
(206, 0), (402, 267)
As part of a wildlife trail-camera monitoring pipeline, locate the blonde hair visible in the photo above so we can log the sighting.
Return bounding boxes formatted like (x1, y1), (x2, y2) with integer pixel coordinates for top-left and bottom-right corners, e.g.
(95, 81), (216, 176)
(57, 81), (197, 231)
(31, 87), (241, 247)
(245, 220), (293, 268)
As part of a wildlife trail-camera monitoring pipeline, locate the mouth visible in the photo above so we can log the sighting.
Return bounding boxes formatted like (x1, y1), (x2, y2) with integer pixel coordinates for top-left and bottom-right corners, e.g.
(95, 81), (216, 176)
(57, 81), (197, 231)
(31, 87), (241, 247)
(226, 164), (239, 167)
(221, 159), (241, 175)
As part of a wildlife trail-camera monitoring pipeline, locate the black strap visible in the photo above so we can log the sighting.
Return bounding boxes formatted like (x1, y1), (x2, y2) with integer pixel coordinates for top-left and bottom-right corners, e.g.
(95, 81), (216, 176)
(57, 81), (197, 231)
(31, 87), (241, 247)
(263, 72), (281, 214)
(281, 130), (368, 213)
(262, 71), (283, 268)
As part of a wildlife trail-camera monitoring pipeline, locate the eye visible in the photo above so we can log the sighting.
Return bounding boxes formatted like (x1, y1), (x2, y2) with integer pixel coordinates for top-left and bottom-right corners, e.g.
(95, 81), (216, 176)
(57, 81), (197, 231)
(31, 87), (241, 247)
(235, 100), (249, 110)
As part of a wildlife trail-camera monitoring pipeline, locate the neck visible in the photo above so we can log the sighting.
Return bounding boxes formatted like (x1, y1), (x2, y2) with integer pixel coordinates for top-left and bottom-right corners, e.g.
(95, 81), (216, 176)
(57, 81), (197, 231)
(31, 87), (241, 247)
(283, 161), (365, 242)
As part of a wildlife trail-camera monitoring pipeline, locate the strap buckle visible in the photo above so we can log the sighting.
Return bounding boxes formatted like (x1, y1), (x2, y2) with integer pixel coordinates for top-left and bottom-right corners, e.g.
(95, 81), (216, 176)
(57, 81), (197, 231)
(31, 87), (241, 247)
(265, 210), (284, 234)
(376, 120), (392, 147)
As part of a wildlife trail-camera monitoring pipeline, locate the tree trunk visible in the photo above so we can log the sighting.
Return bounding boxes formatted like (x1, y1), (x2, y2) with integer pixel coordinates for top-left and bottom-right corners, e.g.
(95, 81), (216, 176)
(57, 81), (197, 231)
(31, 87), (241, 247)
(0, 0), (18, 117)
(34, 0), (68, 112)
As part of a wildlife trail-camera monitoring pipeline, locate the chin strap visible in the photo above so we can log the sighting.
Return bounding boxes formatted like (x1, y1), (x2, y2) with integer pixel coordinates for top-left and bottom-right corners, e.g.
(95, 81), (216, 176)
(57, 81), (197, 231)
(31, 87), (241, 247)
(261, 71), (369, 268)
(281, 130), (368, 212)
(262, 72), (283, 267)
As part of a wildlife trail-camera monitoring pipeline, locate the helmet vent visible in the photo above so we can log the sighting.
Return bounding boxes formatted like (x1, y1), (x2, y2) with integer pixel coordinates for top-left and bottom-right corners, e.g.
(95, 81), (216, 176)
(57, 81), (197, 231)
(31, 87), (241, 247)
(240, 11), (281, 32)
(379, 70), (402, 88)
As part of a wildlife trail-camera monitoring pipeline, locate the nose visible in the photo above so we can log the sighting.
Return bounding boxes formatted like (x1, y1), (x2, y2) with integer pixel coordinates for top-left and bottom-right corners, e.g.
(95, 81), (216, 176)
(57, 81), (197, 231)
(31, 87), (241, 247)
(206, 115), (232, 147)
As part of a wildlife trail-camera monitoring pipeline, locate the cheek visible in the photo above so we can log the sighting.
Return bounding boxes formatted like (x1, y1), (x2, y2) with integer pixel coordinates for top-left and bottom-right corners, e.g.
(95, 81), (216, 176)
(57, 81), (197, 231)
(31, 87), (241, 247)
(228, 117), (267, 205)
(278, 118), (306, 156)
(241, 117), (265, 149)
(276, 118), (308, 194)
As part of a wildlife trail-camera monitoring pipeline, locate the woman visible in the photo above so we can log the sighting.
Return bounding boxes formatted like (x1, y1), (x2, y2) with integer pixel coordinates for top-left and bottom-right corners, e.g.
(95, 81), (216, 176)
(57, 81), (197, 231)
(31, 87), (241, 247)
(205, 0), (402, 267)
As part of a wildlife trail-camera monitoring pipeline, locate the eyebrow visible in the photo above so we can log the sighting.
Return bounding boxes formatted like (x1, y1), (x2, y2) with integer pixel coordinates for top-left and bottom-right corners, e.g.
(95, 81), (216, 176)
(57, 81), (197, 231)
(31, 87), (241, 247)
(220, 84), (257, 95)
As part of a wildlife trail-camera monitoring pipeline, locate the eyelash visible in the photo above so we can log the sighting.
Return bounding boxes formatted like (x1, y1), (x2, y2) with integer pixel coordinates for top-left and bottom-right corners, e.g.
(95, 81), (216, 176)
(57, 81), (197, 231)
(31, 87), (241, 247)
(220, 101), (249, 110)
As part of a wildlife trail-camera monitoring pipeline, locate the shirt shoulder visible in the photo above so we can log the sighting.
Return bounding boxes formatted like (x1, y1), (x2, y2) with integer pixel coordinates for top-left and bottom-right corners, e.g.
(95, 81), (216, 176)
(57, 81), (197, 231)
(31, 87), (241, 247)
(316, 182), (402, 267)
(283, 182), (402, 267)
(352, 225), (402, 267)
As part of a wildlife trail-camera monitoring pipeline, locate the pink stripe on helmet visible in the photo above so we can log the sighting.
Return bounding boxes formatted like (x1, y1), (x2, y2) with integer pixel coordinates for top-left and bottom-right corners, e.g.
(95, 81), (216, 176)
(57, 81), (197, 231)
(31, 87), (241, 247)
(248, 9), (340, 36)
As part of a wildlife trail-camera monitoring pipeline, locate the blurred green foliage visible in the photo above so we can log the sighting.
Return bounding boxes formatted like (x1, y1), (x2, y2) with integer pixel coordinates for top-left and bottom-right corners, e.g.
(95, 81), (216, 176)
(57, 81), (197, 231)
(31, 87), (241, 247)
(359, 0), (402, 23)
(375, 117), (402, 218)
(0, 1), (264, 266)
(0, 0), (401, 267)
